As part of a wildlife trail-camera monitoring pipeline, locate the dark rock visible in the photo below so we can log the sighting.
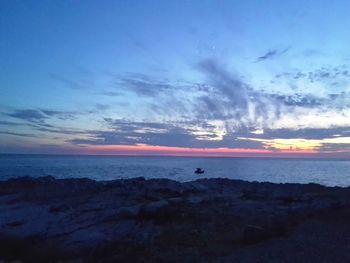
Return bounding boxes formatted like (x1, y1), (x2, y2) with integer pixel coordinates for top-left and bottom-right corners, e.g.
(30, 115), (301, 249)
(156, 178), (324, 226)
(0, 176), (350, 262)
(240, 190), (269, 201)
(187, 196), (205, 204)
(6, 221), (25, 227)
(140, 200), (169, 215)
(118, 205), (141, 219)
(49, 204), (70, 213)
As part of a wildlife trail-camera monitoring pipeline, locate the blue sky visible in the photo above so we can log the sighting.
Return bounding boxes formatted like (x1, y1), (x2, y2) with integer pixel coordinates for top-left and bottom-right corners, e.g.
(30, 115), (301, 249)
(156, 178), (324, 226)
(2, 0), (350, 156)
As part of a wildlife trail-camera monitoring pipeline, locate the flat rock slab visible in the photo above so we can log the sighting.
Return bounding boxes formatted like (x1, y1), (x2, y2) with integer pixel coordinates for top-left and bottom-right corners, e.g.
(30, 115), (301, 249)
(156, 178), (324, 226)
(0, 176), (350, 262)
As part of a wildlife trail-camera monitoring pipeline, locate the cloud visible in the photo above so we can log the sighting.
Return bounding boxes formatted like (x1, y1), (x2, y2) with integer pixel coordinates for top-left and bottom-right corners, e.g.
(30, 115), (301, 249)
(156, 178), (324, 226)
(116, 73), (174, 97)
(72, 59), (350, 152)
(0, 108), (87, 139)
(95, 104), (110, 111)
(274, 65), (350, 89)
(4, 109), (75, 123)
(271, 94), (322, 107)
(70, 123), (197, 147)
(100, 59), (285, 131)
(194, 58), (280, 129)
(67, 119), (350, 153)
(6, 58), (350, 154)
(195, 58), (250, 122)
(0, 120), (27, 127)
(107, 72), (207, 99)
(50, 67), (95, 90)
(248, 127), (350, 140)
(0, 131), (38, 137)
(35, 126), (91, 136)
(6, 109), (48, 122)
(197, 59), (249, 108)
(99, 91), (122, 97)
(257, 48), (289, 62)
(102, 60), (350, 134)
(317, 143), (350, 152)
(40, 110), (76, 120)
(69, 118), (266, 149)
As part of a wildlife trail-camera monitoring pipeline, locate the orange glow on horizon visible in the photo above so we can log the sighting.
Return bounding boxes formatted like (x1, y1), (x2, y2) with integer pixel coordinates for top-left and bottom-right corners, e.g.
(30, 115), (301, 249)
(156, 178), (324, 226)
(77, 144), (318, 157)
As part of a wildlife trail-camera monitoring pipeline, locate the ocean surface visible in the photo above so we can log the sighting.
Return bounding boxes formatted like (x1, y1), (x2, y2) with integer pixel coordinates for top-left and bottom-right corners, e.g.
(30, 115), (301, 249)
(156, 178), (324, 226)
(1, 154), (350, 187)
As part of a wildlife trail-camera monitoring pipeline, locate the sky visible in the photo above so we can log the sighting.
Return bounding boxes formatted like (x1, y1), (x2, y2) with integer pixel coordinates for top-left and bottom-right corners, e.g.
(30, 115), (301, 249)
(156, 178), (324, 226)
(2, 0), (350, 157)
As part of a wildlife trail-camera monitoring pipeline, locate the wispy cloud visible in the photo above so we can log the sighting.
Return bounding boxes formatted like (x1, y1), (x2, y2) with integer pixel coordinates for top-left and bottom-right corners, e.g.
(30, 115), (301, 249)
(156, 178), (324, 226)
(65, 58), (350, 153)
(5, 57), (350, 155)
(257, 47), (290, 62)
(1, 108), (89, 138)
(0, 120), (29, 127)
(274, 65), (350, 91)
(194, 58), (280, 129)
(69, 118), (265, 149)
(115, 73), (174, 97)
(6, 109), (48, 122)
(4, 109), (76, 123)
(317, 143), (350, 152)
(0, 131), (38, 137)
(271, 93), (323, 107)
(50, 67), (95, 90)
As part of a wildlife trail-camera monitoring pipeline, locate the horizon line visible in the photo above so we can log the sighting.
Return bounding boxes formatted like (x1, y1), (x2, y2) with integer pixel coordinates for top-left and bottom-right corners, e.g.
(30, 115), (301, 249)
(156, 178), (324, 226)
(1, 152), (350, 159)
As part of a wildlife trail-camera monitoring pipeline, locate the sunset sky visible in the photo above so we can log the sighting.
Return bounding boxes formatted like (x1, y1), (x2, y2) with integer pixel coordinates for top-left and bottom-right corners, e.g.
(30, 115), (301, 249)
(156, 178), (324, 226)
(2, 0), (350, 157)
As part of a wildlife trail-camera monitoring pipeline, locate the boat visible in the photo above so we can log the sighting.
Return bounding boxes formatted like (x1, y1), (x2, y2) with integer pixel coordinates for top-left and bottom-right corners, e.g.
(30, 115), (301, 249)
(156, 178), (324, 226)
(194, 168), (205, 174)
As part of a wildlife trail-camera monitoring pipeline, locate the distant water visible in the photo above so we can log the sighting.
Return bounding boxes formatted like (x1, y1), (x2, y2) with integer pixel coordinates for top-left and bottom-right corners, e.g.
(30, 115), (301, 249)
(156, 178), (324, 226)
(1, 154), (350, 187)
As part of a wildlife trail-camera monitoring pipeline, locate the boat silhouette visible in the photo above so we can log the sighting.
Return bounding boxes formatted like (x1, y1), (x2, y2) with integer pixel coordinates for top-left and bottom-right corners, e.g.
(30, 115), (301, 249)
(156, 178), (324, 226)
(194, 168), (205, 174)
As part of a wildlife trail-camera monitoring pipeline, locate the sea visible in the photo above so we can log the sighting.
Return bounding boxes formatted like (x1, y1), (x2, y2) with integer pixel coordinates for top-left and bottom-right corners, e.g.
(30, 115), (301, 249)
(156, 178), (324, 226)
(1, 154), (350, 187)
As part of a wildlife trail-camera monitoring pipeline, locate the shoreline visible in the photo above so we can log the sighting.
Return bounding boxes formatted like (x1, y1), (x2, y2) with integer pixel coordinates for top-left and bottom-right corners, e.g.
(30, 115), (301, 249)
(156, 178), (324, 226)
(1, 176), (350, 262)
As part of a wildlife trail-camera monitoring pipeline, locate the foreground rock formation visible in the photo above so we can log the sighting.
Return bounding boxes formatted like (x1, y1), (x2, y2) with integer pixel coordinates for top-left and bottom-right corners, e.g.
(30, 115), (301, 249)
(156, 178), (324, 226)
(1, 176), (350, 262)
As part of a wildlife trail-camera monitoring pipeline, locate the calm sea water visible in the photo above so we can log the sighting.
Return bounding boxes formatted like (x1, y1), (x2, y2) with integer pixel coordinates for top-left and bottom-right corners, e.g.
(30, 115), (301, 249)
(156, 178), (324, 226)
(1, 154), (350, 187)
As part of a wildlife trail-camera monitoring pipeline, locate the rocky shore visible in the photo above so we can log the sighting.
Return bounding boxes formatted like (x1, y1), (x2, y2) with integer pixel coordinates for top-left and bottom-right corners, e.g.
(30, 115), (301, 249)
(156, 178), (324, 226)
(1, 176), (350, 262)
